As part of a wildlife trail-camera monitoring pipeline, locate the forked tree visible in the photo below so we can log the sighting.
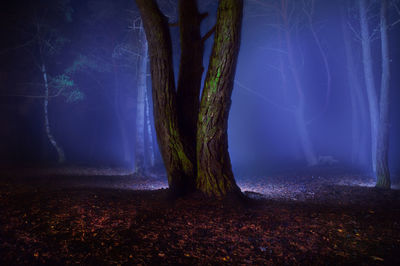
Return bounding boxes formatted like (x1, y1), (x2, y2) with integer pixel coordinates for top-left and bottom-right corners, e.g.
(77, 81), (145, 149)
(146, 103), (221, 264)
(135, 0), (243, 197)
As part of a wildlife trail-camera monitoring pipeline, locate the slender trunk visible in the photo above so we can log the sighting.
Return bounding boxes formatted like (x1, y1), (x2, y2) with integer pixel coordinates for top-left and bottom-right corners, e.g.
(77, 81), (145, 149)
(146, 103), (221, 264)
(376, 0), (391, 188)
(196, 0), (243, 197)
(135, 25), (147, 175)
(41, 62), (65, 163)
(304, 1), (332, 124)
(113, 61), (130, 164)
(294, 107), (317, 166)
(359, 0), (379, 173)
(341, 7), (366, 165)
(136, 0), (195, 195)
(282, 6), (317, 166)
(144, 83), (155, 168)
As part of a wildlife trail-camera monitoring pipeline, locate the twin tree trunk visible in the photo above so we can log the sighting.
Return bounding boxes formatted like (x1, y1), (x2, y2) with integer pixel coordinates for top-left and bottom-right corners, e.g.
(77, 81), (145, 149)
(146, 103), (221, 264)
(135, 0), (243, 197)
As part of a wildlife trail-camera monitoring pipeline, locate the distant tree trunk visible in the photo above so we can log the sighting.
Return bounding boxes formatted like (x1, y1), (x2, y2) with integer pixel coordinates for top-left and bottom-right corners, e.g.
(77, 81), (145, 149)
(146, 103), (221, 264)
(135, 25), (147, 175)
(136, 0), (195, 194)
(359, 0), (379, 173)
(41, 61), (65, 163)
(113, 60), (130, 165)
(341, 7), (368, 166)
(144, 84), (155, 168)
(281, 7), (317, 166)
(376, 0), (391, 188)
(196, 0), (243, 196)
(303, 0), (332, 123)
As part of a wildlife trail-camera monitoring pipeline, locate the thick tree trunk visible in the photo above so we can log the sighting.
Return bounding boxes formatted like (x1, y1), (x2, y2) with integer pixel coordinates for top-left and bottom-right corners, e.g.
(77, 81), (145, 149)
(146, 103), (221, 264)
(376, 0), (391, 188)
(196, 0), (243, 197)
(359, 0), (379, 173)
(41, 62), (65, 164)
(135, 25), (147, 175)
(136, 0), (195, 194)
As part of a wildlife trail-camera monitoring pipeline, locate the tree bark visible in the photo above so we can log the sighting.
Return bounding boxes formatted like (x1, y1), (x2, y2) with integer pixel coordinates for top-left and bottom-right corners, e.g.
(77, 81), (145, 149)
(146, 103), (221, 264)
(176, 0), (205, 172)
(136, 0), (243, 197)
(135, 0), (195, 194)
(376, 0), (391, 188)
(196, 0), (243, 197)
(359, 0), (379, 173)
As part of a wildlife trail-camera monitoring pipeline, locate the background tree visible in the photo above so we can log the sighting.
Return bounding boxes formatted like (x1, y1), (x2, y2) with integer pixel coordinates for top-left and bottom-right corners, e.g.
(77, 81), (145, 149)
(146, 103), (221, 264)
(0, 0), (83, 164)
(375, 0), (391, 188)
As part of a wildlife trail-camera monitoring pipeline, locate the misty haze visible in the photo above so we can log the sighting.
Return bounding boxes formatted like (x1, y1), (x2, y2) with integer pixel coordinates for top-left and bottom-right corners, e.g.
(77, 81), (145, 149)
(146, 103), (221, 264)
(0, 0), (399, 264)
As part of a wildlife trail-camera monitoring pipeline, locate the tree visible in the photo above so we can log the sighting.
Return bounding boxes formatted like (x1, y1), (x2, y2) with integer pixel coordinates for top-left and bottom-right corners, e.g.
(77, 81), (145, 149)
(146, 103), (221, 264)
(375, 0), (391, 188)
(341, 4), (369, 167)
(242, 0), (333, 166)
(357, 0), (393, 188)
(134, 22), (148, 175)
(358, 0), (379, 173)
(0, 0), (81, 164)
(135, 0), (243, 197)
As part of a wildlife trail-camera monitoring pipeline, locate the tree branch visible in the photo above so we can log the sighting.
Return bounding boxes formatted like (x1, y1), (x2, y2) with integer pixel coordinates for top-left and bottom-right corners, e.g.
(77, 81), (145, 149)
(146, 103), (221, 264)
(201, 25), (216, 43)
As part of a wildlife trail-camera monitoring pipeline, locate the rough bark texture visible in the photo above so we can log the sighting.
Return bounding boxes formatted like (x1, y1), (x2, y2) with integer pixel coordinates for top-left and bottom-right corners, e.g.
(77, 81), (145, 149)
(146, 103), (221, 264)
(196, 0), (243, 197)
(359, 0), (379, 173)
(376, 0), (391, 189)
(176, 0), (204, 170)
(135, 0), (195, 194)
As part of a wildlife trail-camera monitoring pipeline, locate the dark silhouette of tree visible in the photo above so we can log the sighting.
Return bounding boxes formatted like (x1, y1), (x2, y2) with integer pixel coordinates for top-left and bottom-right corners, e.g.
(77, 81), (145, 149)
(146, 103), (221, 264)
(135, 0), (243, 197)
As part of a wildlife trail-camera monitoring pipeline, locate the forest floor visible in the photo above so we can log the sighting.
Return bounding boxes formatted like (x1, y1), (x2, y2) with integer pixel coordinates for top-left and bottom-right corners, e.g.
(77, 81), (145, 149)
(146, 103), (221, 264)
(0, 167), (400, 265)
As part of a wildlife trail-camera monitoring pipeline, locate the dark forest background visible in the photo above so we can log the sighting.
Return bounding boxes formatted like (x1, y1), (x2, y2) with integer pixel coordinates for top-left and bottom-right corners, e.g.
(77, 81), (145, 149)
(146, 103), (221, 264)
(0, 0), (399, 177)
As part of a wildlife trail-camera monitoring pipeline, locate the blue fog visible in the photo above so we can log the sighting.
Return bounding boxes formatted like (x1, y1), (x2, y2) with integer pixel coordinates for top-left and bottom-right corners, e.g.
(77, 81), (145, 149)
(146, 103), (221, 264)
(0, 0), (399, 179)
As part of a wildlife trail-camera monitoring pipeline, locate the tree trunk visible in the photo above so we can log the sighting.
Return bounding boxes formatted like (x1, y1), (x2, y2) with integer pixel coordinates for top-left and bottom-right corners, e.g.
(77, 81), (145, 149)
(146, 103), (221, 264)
(196, 0), (243, 197)
(135, 25), (147, 175)
(136, 0), (243, 197)
(341, 6), (368, 166)
(144, 83), (155, 168)
(376, 0), (391, 188)
(282, 7), (317, 166)
(113, 60), (131, 165)
(176, 0), (205, 177)
(41, 62), (65, 164)
(135, 0), (195, 194)
(359, 0), (379, 173)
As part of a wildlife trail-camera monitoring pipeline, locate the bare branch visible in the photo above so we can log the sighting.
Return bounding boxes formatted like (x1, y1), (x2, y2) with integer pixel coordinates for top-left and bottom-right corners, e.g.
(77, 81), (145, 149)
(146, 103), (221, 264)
(201, 25), (216, 43)
(234, 79), (295, 113)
